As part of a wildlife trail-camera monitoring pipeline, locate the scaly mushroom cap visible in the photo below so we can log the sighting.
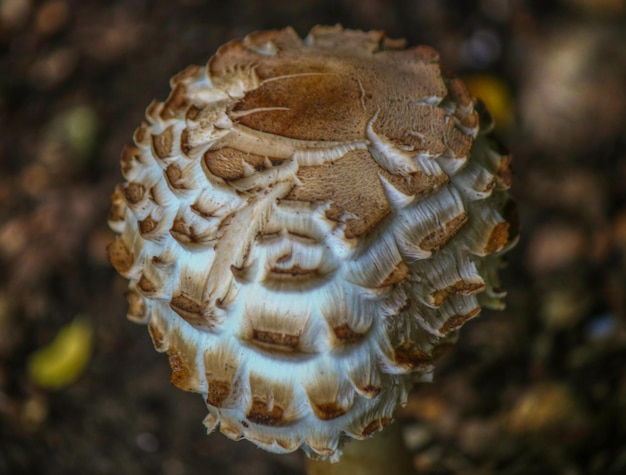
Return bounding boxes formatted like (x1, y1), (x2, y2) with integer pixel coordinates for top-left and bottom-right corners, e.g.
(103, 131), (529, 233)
(108, 25), (516, 460)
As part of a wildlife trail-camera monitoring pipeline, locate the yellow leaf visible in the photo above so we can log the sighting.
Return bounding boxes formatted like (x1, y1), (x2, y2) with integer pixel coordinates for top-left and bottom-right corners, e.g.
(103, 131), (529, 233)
(28, 317), (93, 389)
(464, 74), (514, 130)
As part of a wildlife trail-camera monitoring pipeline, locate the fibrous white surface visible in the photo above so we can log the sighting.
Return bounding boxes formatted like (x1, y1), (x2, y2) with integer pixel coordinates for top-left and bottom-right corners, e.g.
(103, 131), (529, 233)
(108, 25), (516, 461)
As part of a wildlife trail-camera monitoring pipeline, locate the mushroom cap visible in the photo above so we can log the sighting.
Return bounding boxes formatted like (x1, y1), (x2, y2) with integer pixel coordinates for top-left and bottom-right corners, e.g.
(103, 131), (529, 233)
(108, 25), (516, 461)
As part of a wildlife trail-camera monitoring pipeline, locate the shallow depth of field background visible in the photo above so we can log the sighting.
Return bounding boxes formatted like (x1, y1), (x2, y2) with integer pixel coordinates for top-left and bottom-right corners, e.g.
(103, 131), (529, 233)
(1, 1), (625, 474)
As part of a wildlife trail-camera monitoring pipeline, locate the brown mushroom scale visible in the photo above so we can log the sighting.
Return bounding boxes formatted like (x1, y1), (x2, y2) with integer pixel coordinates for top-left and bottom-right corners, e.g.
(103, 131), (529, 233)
(108, 25), (517, 460)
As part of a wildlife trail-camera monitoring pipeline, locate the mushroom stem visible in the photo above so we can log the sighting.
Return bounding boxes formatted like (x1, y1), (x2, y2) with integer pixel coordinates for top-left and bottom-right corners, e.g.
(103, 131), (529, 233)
(304, 422), (417, 475)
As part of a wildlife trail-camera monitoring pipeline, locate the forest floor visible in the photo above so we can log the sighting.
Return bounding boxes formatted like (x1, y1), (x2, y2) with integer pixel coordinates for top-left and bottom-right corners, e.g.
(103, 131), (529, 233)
(1, 1), (625, 474)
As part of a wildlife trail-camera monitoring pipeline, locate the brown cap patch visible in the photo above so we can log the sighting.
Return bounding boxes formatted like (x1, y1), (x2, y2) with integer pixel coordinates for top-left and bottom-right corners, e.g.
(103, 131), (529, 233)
(286, 150), (390, 238)
(431, 280), (486, 306)
(152, 126), (174, 159)
(332, 324), (365, 345)
(107, 237), (134, 274)
(485, 221), (510, 254)
(310, 401), (347, 421)
(419, 212), (468, 252)
(247, 398), (286, 426)
(361, 417), (393, 438)
(251, 328), (300, 352)
(439, 307), (481, 334)
(122, 182), (145, 205)
(206, 380), (232, 408)
(234, 71), (368, 142)
(393, 342), (433, 370)
(168, 347), (198, 392)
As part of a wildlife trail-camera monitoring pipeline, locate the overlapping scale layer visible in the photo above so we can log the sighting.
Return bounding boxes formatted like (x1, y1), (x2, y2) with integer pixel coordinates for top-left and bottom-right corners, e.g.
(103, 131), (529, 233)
(108, 25), (516, 461)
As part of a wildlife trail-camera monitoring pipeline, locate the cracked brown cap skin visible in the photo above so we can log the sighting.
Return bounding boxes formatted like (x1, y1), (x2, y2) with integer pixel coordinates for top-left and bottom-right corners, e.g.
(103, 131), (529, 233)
(107, 25), (517, 461)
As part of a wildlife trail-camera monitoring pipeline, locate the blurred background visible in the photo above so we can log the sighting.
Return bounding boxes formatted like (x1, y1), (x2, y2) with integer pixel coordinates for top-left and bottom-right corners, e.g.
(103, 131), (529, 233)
(1, 0), (625, 474)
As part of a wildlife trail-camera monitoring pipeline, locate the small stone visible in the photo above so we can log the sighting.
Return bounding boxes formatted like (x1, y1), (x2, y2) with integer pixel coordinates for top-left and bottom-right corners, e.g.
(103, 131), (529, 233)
(136, 432), (159, 452)
(402, 424), (433, 451)
(540, 288), (591, 331)
(526, 223), (586, 275)
(0, 0), (31, 31)
(35, 0), (69, 35)
(28, 47), (77, 90)
(505, 382), (588, 445)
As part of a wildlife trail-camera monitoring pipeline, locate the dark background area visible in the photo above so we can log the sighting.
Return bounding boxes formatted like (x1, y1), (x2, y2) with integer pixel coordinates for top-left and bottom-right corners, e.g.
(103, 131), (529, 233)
(1, 0), (625, 474)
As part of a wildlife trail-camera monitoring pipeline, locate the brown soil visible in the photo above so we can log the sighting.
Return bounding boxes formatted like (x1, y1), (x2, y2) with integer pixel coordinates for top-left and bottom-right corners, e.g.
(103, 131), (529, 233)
(1, 1), (625, 474)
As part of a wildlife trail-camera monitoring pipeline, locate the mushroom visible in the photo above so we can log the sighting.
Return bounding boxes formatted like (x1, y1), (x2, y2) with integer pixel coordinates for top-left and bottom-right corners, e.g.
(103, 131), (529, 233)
(107, 25), (517, 474)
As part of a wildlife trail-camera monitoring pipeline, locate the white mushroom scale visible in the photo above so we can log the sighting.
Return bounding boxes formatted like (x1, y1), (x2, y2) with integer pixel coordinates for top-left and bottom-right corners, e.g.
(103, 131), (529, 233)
(108, 25), (517, 462)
